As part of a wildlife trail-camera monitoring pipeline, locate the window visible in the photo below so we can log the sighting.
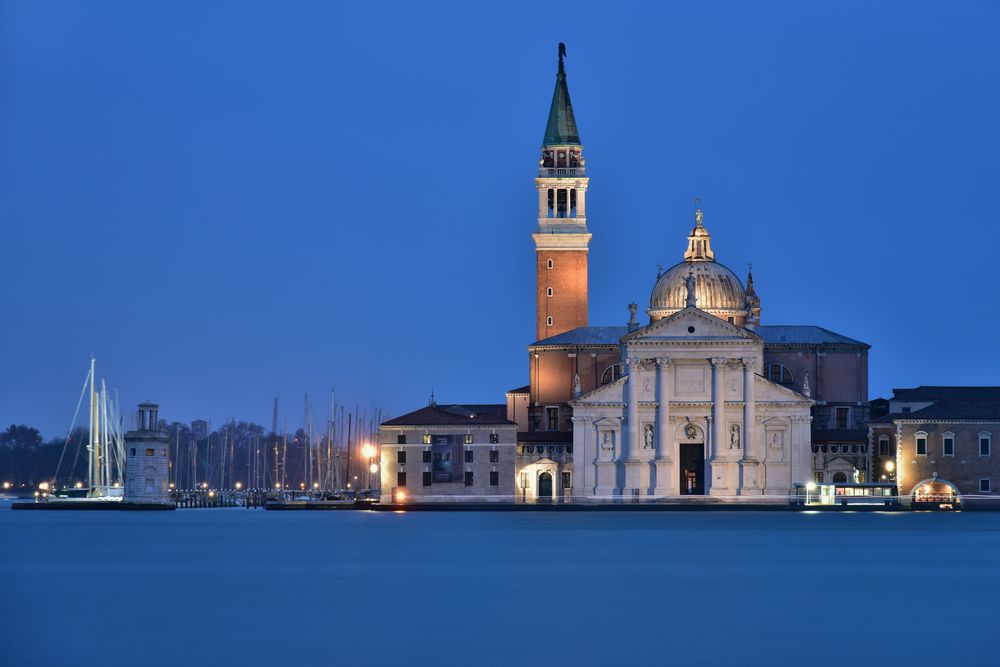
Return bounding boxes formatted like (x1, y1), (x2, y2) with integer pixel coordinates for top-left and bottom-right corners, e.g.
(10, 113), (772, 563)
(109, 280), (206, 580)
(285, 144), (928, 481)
(422, 433), (431, 445)
(464, 449), (474, 463)
(546, 407), (559, 430)
(145, 448), (154, 456)
(980, 433), (992, 457)
(546, 316), (553, 327)
(422, 471), (432, 486)
(561, 472), (572, 489)
(464, 433), (473, 445)
(601, 364), (623, 385)
(814, 472), (823, 483)
(464, 471), (474, 486)
(422, 449), (431, 463)
(836, 407), (849, 430)
(943, 434), (955, 457)
(981, 479), (991, 493)
(547, 287), (553, 297)
(765, 364), (793, 384)
(547, 259), (553, 269)
(397, 450), (407, 464)
(489, 471), (499, 486)
(915, 433), (927, 456)
(878, 436), (889, 456)
(489, 432), (499, 444)
(489, 449), (499, 463)
(397, 434), (406, 444)
(396, 471), (407, 487)
(130, 448), (136, 456)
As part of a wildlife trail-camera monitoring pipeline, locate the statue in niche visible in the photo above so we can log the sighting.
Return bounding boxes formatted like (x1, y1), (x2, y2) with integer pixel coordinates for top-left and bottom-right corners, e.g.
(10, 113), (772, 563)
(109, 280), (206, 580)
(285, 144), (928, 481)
(730, 424), (741, 449)
(573, 372), (582, 397)
(643, 424), (654, 449)
(684, 421), (698, 440)
(601, 432), (612, 450)
(770, 432), (781, 449)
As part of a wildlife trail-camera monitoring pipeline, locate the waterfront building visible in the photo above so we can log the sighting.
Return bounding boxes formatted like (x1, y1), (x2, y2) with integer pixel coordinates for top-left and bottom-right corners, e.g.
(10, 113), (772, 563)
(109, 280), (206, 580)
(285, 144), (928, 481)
(869, 387), (1000, 502)
(378, 402), (516, 502)
(381, 45), (871, 502)
(124, 403), (171, 504)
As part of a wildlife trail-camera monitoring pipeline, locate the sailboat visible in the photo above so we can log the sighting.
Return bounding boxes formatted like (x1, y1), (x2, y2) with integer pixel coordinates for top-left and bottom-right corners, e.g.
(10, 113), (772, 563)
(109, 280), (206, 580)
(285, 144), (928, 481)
(52, 357), (127, 501)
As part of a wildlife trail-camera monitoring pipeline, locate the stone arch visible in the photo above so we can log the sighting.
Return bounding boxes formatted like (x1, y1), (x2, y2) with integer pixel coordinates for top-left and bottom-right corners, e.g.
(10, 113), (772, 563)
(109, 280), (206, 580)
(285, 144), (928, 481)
(909, 477), (962, 504)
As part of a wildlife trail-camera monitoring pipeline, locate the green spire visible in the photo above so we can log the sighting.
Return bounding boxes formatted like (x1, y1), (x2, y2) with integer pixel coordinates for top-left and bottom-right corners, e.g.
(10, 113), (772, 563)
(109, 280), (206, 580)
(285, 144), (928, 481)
(542, 42), (581, 146)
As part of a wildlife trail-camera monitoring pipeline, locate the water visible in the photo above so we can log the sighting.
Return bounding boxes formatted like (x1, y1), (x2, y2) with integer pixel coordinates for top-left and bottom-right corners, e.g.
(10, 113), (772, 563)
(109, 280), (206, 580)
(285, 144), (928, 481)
(2, 502), (998, 666)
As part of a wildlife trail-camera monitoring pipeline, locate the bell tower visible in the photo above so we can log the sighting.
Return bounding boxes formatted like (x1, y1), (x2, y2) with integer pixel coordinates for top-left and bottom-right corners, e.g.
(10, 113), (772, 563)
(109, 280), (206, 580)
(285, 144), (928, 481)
(533, 43), (591, 342)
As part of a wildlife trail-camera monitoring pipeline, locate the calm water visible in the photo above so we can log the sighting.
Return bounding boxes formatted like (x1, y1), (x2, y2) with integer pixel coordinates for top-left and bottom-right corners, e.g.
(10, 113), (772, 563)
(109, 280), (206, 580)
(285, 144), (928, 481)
(2, 501), (998, 666)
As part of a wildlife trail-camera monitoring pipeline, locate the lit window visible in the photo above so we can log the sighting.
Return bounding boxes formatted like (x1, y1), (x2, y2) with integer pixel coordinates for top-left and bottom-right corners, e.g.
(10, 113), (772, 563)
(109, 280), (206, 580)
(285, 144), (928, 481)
(547, 287), (553, 297)
(943, 433), (955, 457)
(145, 448), (154, 456)
(601, 364), (623, 385)
(915, 433), (927, 456)
(546, 316), (553, 326)
(422, 433), (431, 445)
(547, 259), (553, 269)
(464, 434), (473, 445)
(980, 433), (992, 457)
(981, 479), (991, 494)
(489, 433), (499, 444)
(765, 364), (793, 384)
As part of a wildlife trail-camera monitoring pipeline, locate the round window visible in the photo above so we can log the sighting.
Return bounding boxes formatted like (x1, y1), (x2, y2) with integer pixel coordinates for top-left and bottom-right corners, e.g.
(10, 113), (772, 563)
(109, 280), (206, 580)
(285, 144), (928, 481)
(687, 326), (696, 333)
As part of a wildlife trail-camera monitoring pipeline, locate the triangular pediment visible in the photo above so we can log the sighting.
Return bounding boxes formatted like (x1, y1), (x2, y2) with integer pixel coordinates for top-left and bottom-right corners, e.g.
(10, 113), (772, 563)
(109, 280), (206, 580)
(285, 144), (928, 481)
(754, 374), (814, 404)
(571, 375), (625, 405)
(623, 307), (759, 342)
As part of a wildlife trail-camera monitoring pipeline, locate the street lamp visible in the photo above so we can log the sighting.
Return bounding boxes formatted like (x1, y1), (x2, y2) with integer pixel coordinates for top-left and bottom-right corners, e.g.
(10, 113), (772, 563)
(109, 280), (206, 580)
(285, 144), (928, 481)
(234, 482), (243, 491)
(360, 443), (377, 494)
(805, 481), (817, 505)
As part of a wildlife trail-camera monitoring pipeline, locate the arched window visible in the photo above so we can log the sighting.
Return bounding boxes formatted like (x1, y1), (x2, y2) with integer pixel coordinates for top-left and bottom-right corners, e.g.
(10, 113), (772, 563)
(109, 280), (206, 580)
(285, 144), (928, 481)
(547, 259), (553, 269)
(601, 364), (623, 385)
(765, 364), (793, 384)
(546, 316), (553, 326)
(546, 287), (553, 297)
(832, 472), (848, 483)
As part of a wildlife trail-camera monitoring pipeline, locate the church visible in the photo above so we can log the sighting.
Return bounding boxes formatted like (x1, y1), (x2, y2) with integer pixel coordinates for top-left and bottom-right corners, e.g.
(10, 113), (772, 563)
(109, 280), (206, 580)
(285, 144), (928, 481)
(380, 46), (871, 503)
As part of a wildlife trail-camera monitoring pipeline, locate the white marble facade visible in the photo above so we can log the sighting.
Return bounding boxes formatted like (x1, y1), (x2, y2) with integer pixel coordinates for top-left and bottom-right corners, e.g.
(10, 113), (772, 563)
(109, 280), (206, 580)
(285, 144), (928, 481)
(570, 307), (813, 500)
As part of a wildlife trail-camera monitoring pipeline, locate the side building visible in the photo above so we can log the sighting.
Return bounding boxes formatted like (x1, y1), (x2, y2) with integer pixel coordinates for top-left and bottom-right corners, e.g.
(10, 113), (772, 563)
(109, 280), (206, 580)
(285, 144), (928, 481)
(869, 386), (1000, 504)
(379, 403), (516, 502)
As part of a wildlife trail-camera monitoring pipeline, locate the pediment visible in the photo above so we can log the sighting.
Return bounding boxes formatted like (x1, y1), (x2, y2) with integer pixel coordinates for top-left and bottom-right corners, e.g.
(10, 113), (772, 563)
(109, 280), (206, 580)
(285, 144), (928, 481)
(572, 375), (625, 405)
(623, 307), (759, 343)
(754, 374), (814, 404)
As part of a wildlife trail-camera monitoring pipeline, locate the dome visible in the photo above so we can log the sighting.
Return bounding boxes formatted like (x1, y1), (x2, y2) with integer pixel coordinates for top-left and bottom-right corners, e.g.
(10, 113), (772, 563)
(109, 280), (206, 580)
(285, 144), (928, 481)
(649, 260), (746, 318)
(647, 207), (752, 323)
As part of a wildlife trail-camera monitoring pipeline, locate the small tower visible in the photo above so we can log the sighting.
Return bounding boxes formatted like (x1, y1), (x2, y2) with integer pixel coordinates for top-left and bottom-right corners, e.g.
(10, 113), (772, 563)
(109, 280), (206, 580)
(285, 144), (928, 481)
(745, 264), (761, 329)
(124, 402), (171, 504)
(534, 42), (591, 341)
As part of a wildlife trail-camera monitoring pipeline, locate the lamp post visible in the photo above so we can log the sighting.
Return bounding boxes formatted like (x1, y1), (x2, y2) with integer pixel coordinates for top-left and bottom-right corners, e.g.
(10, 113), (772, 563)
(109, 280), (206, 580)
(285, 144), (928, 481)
(805, 481), (817, 506)
(361, 443), (377, 495)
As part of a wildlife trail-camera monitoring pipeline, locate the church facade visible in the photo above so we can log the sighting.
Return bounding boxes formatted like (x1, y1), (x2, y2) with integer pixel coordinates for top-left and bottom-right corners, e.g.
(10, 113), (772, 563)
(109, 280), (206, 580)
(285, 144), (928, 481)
(382, 46), (871, 503)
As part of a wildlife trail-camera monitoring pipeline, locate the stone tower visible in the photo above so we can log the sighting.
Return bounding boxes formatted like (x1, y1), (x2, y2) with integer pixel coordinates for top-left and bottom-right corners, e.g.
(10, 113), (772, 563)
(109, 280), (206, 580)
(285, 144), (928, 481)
(534, 43), (591, 342)
(124, 402), (171, 504)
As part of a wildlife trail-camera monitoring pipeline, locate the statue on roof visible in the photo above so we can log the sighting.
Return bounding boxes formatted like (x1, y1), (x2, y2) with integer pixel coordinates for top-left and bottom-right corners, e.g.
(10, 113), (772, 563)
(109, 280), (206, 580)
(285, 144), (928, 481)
(685, 271), (697, 308)
(558, 42), (567, 67)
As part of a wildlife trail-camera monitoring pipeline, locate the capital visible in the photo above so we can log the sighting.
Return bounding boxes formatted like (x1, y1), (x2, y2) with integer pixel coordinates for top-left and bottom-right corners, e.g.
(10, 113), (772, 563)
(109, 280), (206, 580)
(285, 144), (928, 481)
(741, 357), (757, 369)
(655, 356), (671, 367)
(626, 357), (642, 370)
(709, 357), (726, 367)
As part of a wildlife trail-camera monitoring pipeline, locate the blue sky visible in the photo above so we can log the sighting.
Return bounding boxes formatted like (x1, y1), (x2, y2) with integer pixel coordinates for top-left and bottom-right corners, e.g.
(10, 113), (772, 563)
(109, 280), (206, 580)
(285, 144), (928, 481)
(2, 1), (998, 437)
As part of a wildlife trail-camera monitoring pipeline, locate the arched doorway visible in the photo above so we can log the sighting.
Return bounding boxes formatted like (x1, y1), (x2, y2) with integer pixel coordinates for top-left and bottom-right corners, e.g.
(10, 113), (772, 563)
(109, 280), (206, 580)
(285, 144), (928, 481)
(537, 472), (553, 501)
(832, 472), (848, 483)
(910, 478), (962, 508)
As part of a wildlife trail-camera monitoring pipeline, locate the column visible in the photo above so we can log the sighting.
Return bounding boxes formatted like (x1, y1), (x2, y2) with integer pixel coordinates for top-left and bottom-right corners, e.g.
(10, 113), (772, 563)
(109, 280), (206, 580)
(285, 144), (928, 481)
(577, 186), (586, 218)
(538, 186), (547, 218)
(709, 357), (728, 496)
(622, 356), (642, 496)
(740, 357), (760, 495)
(653, 357), (673, 495)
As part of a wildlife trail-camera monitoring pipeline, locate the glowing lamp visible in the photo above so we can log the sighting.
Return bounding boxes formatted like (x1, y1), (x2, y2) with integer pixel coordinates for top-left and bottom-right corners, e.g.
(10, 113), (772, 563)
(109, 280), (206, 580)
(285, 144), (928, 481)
(396, 489), (407, 503)
(361, 443), (376, 459)
(885, 460), (895, 472)
(369, 463), (379, 474)
(805, 482), (817, 491)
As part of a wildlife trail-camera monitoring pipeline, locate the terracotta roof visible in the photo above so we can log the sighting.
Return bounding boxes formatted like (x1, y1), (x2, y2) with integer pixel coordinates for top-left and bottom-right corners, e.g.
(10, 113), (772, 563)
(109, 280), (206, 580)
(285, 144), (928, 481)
(381, 404), (513, 427)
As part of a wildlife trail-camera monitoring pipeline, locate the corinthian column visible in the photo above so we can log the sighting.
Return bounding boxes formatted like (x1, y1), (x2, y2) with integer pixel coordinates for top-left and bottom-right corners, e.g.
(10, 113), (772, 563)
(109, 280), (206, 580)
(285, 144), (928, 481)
(742, 357), (756, 460)
(709, 357), (728, 495)
(653, 357), (674, 496)
(622, 356), (642, 497)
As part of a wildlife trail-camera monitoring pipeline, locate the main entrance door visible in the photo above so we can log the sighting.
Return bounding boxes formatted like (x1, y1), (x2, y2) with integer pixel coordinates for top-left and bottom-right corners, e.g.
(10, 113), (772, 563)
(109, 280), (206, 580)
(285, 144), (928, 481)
(679, 443), (705, 495)
(537, 472), (553, 501)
